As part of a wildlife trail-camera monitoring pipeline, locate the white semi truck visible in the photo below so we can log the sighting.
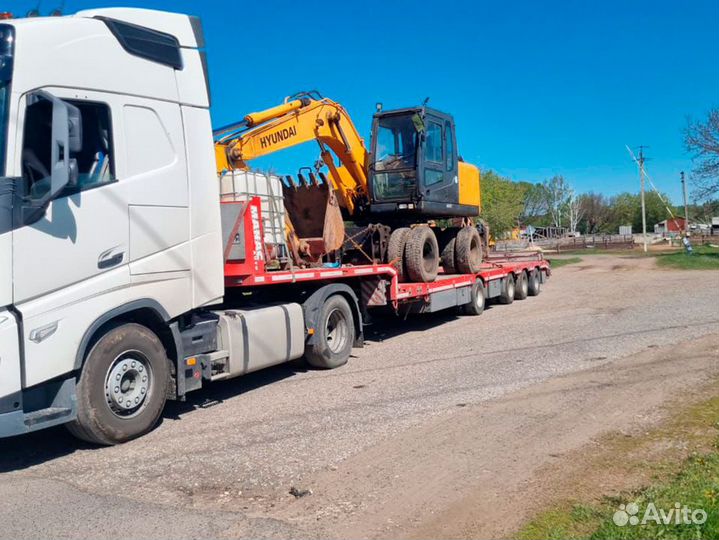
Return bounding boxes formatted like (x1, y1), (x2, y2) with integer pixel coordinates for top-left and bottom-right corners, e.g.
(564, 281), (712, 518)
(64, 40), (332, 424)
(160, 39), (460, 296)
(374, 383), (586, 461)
(0, 8), (549, 445)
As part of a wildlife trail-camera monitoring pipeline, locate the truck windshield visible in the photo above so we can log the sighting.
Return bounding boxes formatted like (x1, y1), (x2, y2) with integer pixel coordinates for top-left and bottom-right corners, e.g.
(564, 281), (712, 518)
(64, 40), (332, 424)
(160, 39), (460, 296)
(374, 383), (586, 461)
(371, 114), (419, 201)
(0, 24), (14, 176)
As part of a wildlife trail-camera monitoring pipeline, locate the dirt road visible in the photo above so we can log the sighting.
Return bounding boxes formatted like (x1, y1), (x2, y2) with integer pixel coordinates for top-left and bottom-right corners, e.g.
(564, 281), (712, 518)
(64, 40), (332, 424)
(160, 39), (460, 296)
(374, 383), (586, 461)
(1, 255), (718, 539)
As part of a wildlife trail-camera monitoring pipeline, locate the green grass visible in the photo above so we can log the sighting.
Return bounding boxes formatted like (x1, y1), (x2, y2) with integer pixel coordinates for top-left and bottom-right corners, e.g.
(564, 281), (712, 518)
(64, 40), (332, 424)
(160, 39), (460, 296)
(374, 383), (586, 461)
(519, 452), (719, 540)
(655, 245), (719, 270)
(517, 395), (719, 540)
(549, 257), (583, 268)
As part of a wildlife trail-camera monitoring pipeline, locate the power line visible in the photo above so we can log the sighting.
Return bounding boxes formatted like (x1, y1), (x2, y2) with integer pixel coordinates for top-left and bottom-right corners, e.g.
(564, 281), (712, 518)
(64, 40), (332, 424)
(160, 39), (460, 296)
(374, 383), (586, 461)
(636, 145), (649, 253)
(626, 145), (685, 240)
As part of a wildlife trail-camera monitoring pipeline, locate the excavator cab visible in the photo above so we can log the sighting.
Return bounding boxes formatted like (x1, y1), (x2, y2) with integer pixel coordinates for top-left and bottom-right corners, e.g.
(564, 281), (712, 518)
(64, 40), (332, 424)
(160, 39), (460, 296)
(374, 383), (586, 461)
(369, 107), (479, 220)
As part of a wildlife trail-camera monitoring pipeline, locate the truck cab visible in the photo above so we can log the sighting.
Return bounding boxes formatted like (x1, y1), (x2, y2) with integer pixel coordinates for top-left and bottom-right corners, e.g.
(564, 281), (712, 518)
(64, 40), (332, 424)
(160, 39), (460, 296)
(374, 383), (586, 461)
(0, 9), (224, 438)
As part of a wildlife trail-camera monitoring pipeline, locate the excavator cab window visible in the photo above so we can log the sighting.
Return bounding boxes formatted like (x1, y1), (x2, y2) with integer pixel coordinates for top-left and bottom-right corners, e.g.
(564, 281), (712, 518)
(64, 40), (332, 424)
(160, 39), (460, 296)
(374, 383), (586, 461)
(371, 113), (419, 201)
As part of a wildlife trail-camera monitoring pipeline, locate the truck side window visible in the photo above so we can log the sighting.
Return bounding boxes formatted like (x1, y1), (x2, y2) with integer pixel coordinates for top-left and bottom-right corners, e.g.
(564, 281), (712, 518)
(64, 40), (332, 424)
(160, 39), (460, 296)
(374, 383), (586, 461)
(425, 121), (443, 164)
(21, 99), (115, 198)
(445, 123), (454, 171)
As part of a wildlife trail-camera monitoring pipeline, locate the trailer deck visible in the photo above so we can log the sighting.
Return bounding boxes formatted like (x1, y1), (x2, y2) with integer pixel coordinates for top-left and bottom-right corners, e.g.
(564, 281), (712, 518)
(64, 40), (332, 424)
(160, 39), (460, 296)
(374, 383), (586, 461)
(221, 197), (551, 311)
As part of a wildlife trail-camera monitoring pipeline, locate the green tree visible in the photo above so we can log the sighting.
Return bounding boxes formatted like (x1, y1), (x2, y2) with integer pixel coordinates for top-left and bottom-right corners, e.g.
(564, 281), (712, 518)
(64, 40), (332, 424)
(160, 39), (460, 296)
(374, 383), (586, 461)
(480, 170), (528, 236)
(602, 191), (676, 234)
(605, 193), (637, 233)
(578, 192), (609, 234)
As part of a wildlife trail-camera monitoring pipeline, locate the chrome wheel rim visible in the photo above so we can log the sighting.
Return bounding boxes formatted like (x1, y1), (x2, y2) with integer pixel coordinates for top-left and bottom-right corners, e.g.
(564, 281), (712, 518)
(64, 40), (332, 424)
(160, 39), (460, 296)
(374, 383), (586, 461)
(104, 351), (152, 418)
(326, 308), (349, 354)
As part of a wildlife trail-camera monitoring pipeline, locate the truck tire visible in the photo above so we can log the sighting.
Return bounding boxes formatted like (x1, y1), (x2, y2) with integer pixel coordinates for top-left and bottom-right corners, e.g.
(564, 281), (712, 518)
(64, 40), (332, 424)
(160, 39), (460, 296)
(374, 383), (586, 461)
(454, 227), (483, 274)
(66, 323), (170, 445)
(387, 227), (411, 282)
(528, 268), (541, 296)
(514, 271), (529, 300)
(463, 280), (485, 315)
(498, 274), (515, 304)
(304, 294), (355, 369)
(441, 237), (457, 274)
(404, 226), (439, 283)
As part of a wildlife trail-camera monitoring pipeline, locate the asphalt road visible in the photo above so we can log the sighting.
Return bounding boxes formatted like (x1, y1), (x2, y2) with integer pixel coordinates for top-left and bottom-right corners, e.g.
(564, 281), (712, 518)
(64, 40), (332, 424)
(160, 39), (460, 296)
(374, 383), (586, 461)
(1, 254), (718, 539)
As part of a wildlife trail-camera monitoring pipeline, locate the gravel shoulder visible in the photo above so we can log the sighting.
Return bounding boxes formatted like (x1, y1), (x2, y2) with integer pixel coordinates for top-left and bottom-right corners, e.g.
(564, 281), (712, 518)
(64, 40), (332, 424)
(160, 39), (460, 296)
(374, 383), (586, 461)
(0, 254), (717, 539)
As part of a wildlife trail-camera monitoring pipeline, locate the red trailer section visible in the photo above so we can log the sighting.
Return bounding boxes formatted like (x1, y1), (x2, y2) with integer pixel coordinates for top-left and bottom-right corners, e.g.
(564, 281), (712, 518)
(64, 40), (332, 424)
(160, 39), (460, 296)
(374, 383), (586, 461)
(221, 198), (551, 314)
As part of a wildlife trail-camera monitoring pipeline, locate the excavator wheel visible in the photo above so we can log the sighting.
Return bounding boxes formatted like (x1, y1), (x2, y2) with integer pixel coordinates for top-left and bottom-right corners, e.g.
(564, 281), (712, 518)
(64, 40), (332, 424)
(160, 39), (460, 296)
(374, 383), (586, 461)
(387, 227), (411, 282)
(404, 226), (439, 283)
(454, 227), (483, 274)
(440, 237), (457, 274)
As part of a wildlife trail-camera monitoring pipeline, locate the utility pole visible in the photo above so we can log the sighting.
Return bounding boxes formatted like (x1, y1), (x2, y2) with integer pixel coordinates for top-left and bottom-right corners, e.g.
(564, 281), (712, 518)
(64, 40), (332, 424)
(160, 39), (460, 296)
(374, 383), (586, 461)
(638, 146), (648, 253)
(680, 171), (689, 235)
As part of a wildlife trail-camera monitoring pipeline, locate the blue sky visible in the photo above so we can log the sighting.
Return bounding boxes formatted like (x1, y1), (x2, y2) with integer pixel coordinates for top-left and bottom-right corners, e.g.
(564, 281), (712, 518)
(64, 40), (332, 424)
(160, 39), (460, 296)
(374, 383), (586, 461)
(10, 0), (719, 203)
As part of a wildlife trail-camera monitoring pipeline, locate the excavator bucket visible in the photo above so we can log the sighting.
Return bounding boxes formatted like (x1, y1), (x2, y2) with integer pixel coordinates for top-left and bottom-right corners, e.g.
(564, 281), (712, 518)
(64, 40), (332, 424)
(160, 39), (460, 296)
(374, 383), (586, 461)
(282, 172), (345, 262)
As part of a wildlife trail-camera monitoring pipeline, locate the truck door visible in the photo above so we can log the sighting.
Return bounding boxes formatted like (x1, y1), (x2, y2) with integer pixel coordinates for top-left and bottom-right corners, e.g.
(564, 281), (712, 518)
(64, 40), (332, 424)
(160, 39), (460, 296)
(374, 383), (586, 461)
(12, 89), (129, 304)
(421, 114), (458, 208)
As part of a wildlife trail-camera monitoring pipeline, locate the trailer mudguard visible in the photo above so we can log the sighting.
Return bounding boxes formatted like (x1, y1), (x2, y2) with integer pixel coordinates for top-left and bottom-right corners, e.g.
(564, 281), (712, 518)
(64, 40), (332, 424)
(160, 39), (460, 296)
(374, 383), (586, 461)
(302, 284), (364, 348)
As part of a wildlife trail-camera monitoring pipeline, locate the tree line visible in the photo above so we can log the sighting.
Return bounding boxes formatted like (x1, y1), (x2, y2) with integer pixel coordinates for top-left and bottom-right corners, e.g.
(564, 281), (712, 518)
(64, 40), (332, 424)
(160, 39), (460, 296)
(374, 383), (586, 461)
(480, 171), (719, 237)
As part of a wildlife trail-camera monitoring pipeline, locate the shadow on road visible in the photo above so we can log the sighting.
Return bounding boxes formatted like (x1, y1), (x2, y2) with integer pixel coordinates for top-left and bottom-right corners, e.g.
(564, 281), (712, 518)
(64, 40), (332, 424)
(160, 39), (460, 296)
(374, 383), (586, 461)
(364, 304), (495, 343)
(0, 359), (308, 473)
(0, 307), (491, 472)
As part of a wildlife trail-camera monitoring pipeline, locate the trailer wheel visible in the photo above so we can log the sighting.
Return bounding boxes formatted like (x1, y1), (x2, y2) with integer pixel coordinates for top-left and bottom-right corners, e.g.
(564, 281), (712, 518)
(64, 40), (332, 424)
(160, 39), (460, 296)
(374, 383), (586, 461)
(528, 268), (541, 296)
(66, 323), (169, 445)
(463, 280), (485, 316)
(304, 295), (355, 369)
(514, 271), (529, 300)
(498, 274), (515, 304)
(454, 227), (483, 274)
(387, 227), (411, 282)
(404, 226), (439, 283)
(441, 237), (457, 274)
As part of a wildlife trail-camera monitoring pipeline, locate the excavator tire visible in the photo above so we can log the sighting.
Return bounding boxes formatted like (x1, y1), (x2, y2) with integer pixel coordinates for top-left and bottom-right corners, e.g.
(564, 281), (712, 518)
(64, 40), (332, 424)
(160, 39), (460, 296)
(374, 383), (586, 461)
(454, 227), (483, 274)
(387, 227), (411, 282)
(440, 237), (457, 274)
(404, 226), (439, 283)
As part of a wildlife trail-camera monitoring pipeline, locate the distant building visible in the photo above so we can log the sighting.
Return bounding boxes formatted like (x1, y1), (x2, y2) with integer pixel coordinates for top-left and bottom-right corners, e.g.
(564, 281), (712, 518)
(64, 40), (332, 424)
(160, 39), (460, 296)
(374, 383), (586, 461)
(654, 217), (686, 235)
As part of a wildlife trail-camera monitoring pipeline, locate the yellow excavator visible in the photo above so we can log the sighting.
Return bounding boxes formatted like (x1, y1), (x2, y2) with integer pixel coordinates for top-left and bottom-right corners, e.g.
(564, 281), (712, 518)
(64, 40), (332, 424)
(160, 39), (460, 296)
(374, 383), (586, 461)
(214, 91), (485, 282)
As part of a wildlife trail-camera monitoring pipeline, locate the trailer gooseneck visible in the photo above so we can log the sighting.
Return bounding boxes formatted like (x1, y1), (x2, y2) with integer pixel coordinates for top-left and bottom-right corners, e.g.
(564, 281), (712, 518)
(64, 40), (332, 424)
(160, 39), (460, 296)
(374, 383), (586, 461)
(0, 8), (549, 445)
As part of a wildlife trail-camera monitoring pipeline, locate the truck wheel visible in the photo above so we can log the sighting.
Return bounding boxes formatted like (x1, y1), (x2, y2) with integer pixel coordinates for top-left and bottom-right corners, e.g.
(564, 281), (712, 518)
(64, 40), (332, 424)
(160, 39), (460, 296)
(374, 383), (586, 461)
(304, 295), (355, 369)
(528, 268), (542, 296)
(387, 227), (411, 282)
(404, 226), (439, 282)
(498, 274), (515, 304)
(514, 271), (529, 300)
(454, 227), (483, 274)
(441, 237), (457, 274)
(463, 280), (485, 315)
(67, 323), (169, 445)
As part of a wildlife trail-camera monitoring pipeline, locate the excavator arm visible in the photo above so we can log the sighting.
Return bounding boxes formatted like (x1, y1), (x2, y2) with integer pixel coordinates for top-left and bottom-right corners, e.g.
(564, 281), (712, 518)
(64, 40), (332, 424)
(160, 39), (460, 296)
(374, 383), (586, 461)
(215, 93), (370, 217)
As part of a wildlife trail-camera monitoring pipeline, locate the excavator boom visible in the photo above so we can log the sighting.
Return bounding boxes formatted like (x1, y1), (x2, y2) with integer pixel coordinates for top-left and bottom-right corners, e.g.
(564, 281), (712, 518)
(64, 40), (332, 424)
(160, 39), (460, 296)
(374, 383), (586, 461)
(215, 94), (369, 217)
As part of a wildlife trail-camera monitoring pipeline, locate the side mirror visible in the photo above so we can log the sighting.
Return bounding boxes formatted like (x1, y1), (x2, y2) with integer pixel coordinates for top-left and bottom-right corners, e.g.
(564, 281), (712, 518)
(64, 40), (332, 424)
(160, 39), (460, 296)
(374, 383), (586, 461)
(21, 91), (82, 223)
(28, 90), (81, 195)
(411, 113), (425, 133)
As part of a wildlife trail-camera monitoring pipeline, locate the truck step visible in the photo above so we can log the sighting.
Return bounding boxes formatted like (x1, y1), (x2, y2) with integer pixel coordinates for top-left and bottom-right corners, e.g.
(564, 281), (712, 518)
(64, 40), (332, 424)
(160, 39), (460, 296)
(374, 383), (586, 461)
(23, 407), (73, 428)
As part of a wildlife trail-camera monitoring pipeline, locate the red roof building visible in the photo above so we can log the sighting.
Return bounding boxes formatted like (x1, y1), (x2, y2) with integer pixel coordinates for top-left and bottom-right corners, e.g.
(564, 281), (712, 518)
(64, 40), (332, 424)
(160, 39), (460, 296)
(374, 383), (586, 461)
(654, 217), (686, 234)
